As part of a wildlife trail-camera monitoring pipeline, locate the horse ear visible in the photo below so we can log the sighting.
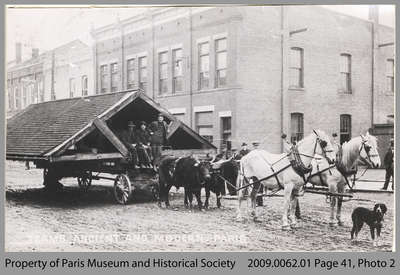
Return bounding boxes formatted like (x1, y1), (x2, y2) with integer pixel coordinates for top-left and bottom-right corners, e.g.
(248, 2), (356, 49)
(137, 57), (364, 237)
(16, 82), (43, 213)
(365, 131), (370, 137)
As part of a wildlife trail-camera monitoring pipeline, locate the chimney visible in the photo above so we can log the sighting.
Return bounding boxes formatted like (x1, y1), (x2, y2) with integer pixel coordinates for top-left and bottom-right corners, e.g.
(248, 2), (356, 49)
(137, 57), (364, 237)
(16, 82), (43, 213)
(32, 48), (39, 59)
(15, 42), (22, 63)
(368, 5), (379, 24)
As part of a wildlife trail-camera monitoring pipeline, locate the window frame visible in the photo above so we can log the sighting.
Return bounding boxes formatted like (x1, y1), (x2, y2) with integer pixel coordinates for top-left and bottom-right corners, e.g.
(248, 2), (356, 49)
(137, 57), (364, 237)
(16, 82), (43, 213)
(340, 53), (352, 93)
(139, 56), (147, 92)
(69, 77), (76, 98)
(195, 111), (213, 144)
(172, 48), (183, 93)
(220, 116), (232, 150)
(289, 47), (304, 89)
(340, 114), (352, 144)
(110, 62), (119, 93)
(126, 58), (135, 90)
(158, 51), (169, 95)
(198, 42), (210, 90)
(386, 58), (394, 93)
(290, 112), (304, 144)
(215, 38), (227, 88)
(81, 75), (88, 96)
(100, 64), (108, 94)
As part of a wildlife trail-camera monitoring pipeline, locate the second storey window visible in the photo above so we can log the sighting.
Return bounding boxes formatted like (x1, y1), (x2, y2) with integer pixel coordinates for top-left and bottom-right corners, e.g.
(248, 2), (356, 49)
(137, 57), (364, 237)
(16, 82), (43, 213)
(290, 112), (304, 144)
(340, 54), (352, 93)
(127, 58), (135, 89)
(290, 47), (304, 88)
(100, 65), (108, 94)
(15, 86), (20, 109)
(110, 62), (119, 93)
(199, 42), (210, 90)
(82, 75), (88, 96)
(139, 56), (147, 92)
(386, 58), (394, 93)
(172, 48), (183, 93)
(69, 78), (76, 98)
(38, 76), (44, 102)
(216, 38), (227, 87)
(159, 51), (168, 94)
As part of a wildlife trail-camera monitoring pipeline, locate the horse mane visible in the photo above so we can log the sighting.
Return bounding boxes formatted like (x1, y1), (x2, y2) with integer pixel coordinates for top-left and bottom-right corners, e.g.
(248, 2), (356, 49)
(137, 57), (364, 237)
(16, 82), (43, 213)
(340, 137), (361, 168)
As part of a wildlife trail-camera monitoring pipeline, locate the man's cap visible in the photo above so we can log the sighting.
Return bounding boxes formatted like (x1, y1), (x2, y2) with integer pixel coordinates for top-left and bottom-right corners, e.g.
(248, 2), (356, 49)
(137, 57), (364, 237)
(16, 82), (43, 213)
(158, 113), (164, 118)
(241, 142), (247, 146)
(252, 141), (260, 145)
(139, 121), (147, 126)
(127, 121), (135, 127)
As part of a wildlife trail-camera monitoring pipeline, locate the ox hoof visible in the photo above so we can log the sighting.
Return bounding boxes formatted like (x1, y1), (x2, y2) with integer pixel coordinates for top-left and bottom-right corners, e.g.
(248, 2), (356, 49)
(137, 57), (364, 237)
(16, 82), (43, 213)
(282, 225), (291, 231)
(338, 221), (344, 226)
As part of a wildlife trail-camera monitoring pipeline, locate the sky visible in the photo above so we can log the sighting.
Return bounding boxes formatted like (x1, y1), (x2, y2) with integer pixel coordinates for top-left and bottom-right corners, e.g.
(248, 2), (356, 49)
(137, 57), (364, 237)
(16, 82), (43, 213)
(6, 5), (395, 63)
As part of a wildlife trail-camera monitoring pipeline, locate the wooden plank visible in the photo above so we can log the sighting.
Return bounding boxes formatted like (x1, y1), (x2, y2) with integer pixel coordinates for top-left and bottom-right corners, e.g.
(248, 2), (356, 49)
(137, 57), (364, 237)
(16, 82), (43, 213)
(93, 118), (130, 158)
(50, 152), (123, 163)
(162, 149), (216, 159)
(167, 120), (181, 139)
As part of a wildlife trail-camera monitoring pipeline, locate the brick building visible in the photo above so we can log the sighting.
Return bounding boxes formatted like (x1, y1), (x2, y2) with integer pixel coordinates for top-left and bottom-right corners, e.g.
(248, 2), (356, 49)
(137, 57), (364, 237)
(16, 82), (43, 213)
(7, 40), (93, 118)
(90, 6), (394, 154)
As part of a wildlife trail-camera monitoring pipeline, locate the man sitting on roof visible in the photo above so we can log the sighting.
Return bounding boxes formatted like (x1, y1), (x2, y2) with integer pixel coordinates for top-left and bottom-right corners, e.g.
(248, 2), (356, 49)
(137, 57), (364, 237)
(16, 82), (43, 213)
(119, 121), (140, 169)
(136, 121), (153, 168)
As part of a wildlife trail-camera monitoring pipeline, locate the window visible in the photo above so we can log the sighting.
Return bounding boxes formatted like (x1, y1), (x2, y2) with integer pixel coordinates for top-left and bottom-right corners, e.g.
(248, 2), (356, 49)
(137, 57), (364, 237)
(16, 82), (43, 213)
(340, 54), (352, 93)
(15, 86), (20, 109)
(29, 83), (36, 104)
(221, 116), (232, 150)
(22, 85), (27, 107)
(199, 42), (210, 90)
(82, 75), (88, 96)
(195, 111), (213, 143)
(290, 113), (304, 144)
(100, 65), (108, 94)
(340, 114), (351, 144)
(7, 84), (13, 111)
(69, 78), (76, 98)
(139, 56), (147, 92)
(172, 48), (183, 93)
(215, 38), (227, 87)
(127, 58), (135, 89)
(110, 63), (119, 93)
(290, 47), (304, 88)
(159, 52), (168, 94)
(386, 59), (394, 93)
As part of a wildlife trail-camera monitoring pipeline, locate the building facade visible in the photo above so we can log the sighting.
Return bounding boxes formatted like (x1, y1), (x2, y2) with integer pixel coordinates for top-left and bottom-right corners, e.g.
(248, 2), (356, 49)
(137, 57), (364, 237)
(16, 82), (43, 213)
(7, 40), (94, 118)
(90, 6), (394, 153)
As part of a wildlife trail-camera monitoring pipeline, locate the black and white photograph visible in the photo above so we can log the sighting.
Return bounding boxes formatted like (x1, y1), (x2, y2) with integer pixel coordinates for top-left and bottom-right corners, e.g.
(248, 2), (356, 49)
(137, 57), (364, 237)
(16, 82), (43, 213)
(5, 4), (395, 252)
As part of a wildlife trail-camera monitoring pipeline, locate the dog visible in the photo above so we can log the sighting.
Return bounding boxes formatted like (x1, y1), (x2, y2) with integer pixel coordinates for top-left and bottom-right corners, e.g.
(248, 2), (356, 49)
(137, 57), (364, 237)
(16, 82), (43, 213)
(351, 203), (387, 246)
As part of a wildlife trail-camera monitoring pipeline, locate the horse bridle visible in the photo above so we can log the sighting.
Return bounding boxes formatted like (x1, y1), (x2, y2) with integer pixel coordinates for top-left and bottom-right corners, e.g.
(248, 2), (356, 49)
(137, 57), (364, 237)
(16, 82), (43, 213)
(294, 130), (333, 162)
(359, 135), (379, 165)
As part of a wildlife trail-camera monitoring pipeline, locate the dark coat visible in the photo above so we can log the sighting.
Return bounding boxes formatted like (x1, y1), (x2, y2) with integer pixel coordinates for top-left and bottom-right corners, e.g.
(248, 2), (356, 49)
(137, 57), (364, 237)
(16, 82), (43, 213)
(119, 129), (137, 150)
(136, 128), (151, 145)
(149, 121), (168, 145)
(384, 148), (394, 170)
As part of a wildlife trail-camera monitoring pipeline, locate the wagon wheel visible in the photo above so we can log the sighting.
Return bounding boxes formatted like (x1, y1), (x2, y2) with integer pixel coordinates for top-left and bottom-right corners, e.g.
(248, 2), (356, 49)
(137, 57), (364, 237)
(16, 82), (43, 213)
(78, 171), (92, 191)
(114, 174), (132, 204)
(151, 184), (159, 201)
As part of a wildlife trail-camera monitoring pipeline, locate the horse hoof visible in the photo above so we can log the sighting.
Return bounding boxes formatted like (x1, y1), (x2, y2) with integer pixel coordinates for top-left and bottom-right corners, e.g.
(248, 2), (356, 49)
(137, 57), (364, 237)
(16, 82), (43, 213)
(282, 225), (291, 231)
(329, 222), (337, 227)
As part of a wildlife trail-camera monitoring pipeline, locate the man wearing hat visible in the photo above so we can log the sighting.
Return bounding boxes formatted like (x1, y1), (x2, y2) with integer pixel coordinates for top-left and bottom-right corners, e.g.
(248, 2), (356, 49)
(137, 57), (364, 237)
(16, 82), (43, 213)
(235, 142), (250, 160)
(252, 141), (260, 150)
(136, 121), (153, 168)
(149, 113), (170, 161)
(120, 121), (139, 168)
(382, 138), (394, 190)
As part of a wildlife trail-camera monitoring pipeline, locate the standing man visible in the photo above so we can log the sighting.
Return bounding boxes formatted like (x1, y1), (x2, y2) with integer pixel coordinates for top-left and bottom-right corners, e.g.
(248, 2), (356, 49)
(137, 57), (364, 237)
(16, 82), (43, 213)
(136, 121), (153, 168)
(382, 138), (394, 190)
(235, 142), (250, 160)
(149, 113), (169, 163)
(120, 121), (140, 169)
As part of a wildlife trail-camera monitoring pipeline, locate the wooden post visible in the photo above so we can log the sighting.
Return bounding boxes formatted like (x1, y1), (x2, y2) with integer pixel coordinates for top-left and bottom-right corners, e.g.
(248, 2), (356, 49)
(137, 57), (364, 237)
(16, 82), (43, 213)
(93, 118), (129, 158)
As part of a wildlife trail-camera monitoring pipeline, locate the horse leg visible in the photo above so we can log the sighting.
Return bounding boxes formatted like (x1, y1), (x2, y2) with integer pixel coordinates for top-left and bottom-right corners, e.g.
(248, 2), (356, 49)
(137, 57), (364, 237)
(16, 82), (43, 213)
(236, 174), (244, 222)
(336, 183), (345, 226)
(328, 179), (338, 227)
(290, 194), (300, 228)
(250, 185), (261, 223)
(282, 183), (294, 230)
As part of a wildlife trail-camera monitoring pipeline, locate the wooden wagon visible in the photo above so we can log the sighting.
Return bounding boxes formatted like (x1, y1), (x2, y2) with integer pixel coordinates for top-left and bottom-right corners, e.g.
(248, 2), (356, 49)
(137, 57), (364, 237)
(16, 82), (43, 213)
(6, 90), (216, 204)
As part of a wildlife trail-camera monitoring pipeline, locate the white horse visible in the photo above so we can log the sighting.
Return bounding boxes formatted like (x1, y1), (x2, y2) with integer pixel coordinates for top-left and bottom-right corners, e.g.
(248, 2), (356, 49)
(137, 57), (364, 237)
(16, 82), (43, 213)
(236, 130), (336, 230)
(306, 132), (381, 226)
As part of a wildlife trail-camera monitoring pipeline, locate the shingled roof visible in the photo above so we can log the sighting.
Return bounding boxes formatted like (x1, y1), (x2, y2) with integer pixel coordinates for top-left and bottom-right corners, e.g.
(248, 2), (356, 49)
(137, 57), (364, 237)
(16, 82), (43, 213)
(7, 90), (215, 160)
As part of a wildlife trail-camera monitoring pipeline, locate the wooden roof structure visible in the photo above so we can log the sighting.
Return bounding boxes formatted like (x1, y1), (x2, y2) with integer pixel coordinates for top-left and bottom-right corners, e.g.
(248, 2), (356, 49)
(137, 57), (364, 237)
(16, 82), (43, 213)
(7, 90), (216, 161)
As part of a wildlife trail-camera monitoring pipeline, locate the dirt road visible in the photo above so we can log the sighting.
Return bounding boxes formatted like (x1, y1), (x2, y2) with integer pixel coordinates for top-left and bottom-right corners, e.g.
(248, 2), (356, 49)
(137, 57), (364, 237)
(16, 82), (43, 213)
(5, 161), (395, 252)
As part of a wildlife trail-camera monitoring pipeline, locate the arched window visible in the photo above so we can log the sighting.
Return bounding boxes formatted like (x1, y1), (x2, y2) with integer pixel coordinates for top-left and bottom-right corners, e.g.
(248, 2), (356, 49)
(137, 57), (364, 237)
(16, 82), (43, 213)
(340, 114), (351, 144)
(291, 112), (304, 144)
